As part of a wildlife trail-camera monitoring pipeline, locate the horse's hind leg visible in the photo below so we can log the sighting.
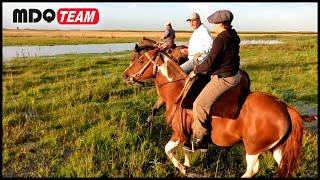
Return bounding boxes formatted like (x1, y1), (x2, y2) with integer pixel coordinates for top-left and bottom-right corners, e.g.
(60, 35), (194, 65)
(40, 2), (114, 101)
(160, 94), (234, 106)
(183, 149), (191, 167)
(241, 153), (261, 178)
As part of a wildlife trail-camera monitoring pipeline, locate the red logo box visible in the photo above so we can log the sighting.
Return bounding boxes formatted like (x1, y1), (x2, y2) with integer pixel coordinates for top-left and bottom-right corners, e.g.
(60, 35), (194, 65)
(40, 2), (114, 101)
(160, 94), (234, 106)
(57, 8), (99, 24)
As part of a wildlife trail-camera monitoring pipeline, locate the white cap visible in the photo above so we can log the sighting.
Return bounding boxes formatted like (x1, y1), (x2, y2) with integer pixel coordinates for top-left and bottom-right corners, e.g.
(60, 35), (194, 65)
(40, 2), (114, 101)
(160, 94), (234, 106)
(164, 21), (171, 26)
(187, 12), (200, 21)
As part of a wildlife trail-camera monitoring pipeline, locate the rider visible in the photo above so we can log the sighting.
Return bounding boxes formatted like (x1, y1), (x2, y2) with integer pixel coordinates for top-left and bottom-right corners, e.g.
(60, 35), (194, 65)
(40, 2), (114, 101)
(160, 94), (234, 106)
(159, 21), (176, 51)
(185, 10), (241, 152)
(180, 12), (213, 74)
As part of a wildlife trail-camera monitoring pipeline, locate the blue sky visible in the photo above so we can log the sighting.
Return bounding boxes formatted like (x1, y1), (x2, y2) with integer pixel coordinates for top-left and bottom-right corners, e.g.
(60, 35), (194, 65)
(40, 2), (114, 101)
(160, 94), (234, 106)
(2, 2), (318, 32)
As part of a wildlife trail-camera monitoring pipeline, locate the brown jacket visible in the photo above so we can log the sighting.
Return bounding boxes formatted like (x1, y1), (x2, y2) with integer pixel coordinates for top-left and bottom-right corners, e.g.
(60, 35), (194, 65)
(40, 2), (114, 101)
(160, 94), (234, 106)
(194, 29), (240, 76)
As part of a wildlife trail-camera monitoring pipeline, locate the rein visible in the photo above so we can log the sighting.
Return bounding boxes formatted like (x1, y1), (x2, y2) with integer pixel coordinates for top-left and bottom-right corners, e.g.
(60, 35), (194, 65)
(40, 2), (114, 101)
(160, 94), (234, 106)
(157, 78), (185, 88)
(167, 76), (195, 129)
(129, 51), (159, 80)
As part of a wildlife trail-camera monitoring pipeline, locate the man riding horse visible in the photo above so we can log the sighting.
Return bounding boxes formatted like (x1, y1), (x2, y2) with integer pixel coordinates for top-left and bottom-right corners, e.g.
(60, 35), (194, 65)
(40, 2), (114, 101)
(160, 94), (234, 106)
(186, 10), (241, 152)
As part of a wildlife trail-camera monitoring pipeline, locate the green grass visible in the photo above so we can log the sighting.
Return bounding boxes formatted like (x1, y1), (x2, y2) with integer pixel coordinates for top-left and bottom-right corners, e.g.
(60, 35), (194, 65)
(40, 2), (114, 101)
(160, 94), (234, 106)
(2, 35), (318, 177)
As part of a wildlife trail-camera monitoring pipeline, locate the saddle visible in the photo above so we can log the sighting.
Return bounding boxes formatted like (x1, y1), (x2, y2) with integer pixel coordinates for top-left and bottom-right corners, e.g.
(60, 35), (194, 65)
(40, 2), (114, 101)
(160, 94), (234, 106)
(181, 69), (251, 119)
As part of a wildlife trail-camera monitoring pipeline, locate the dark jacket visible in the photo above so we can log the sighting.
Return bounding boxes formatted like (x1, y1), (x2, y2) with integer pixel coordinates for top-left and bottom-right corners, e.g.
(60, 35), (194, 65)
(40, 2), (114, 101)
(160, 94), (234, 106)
(163, 28), (176, 45)
(194, 29), (240, 76)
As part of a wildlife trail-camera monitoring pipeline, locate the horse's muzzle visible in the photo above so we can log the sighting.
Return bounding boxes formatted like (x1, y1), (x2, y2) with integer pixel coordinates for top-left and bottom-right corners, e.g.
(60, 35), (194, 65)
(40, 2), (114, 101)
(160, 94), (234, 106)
(128, 77), (136, 85)
(122, 73), (136, 85)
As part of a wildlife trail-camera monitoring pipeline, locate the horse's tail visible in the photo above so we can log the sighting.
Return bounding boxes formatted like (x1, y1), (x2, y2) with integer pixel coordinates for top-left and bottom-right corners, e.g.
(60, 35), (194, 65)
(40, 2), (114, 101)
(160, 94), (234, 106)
(278, 106), (304, 178)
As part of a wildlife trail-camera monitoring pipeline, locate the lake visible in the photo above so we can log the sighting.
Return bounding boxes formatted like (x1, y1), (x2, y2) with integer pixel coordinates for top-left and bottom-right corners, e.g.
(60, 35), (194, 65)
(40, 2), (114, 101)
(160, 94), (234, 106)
(2, 40), (283, 61)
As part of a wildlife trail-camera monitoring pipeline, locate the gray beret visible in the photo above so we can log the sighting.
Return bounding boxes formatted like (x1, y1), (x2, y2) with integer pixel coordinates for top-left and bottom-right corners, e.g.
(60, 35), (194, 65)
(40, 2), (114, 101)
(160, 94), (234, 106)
(207, 10), (233, 24)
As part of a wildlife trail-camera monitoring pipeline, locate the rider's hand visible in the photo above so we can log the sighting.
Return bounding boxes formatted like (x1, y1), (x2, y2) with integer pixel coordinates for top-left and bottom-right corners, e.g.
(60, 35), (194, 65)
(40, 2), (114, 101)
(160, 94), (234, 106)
(180, 48), (188, 55)
(193, 52), (202, 61)
(189, 71), (196, 79)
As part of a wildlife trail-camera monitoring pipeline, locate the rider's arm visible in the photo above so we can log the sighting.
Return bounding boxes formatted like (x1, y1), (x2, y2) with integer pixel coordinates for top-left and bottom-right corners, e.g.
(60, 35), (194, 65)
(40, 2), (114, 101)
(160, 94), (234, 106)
(194, 36), (223, 74)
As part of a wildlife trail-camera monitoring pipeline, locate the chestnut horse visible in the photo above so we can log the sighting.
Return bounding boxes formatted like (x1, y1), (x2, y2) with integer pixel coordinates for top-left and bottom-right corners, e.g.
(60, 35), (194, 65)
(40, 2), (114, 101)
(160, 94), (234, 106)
(133, 37), (188, 65)
(122, 48), (308, 178)
(130, 37), (188, 125)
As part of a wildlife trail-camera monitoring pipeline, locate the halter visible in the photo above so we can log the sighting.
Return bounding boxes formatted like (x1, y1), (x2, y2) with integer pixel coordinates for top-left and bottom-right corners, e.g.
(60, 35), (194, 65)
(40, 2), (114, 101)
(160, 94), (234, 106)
(129, 50), (159, 84)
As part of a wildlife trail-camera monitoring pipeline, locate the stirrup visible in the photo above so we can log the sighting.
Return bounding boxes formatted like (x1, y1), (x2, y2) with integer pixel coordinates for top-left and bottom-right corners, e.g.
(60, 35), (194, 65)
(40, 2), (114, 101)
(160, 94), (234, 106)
(191, 133), (209, 152)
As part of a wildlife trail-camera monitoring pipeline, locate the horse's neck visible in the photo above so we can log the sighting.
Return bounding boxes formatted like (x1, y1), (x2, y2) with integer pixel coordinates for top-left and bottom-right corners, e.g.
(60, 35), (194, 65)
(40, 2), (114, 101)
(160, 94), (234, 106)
(155, 53), (188, 102)
(145, 38), (157, 44)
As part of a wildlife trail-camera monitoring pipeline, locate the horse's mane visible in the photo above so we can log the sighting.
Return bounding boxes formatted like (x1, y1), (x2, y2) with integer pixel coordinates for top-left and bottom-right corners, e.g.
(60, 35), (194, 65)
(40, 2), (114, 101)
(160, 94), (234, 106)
(142, 37), (157, 44)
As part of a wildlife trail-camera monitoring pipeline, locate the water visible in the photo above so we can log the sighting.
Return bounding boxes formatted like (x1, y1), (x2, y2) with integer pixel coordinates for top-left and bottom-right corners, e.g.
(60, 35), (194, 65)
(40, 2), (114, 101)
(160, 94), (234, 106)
(2, 43), (138, 62)
(2, 40), (282, 62)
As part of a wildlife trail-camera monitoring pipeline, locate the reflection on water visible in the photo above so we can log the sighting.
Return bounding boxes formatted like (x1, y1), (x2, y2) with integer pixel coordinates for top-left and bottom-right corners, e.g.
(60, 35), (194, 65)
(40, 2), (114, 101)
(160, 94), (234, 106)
(2, 40), (282, 61)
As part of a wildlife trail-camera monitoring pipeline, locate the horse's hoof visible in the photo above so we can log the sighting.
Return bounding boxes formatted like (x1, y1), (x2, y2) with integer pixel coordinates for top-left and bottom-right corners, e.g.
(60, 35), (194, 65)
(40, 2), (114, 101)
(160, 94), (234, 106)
(146, 116), (153, 123)
(141, 122), (151, 128)
(185, 166), (189, 174)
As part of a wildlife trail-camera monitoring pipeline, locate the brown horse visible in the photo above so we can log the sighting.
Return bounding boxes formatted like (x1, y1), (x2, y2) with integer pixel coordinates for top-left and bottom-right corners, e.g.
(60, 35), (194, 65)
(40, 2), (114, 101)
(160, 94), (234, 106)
(122, 48), (309, 178)
(134, 37), (188, 65)
(130, 37), (189, 125)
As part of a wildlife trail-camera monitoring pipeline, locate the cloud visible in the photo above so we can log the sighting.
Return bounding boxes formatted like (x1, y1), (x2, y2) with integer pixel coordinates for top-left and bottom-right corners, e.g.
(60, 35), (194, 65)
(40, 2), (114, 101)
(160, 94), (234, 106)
(128, 3), (137, 8)
(185, 3), (210, 13)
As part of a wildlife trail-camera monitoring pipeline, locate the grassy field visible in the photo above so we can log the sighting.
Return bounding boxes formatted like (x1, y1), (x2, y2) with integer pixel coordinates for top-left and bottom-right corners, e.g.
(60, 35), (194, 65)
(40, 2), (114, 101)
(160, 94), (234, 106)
(2, 34), (318, 177)
(2, 29), (318, 46)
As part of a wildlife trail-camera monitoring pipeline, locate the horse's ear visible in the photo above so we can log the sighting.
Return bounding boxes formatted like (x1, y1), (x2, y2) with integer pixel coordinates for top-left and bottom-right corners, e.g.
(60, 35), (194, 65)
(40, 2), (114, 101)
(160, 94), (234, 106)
(143, 36), (146, 40)
(134, 44), (139, 52)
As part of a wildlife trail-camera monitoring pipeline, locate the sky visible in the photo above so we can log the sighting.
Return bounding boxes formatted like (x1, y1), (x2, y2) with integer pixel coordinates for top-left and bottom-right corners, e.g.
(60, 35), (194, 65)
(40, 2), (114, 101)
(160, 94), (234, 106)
(2, 2), (318, 32)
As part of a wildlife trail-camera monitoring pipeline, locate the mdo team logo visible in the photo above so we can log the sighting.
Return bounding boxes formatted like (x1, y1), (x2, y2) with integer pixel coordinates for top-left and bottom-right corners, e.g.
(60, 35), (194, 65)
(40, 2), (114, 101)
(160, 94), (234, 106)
(13, 8), (99, 25)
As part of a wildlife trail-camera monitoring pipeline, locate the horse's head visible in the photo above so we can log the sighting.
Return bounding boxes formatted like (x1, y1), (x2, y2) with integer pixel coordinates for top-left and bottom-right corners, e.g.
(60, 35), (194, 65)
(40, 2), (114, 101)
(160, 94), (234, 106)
(129, 44), (141, 64)
(123, 48), (161, 85)
(133, 37), (189, 66)
(170, 45), (189, 65)
(130, 43), (157, 66)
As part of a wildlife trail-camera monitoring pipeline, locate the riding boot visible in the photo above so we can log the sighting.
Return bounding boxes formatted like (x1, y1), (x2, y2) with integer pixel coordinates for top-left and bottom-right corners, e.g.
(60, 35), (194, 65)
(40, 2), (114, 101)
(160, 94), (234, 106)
(183, 139), (192, 152)
(191, 132), (208, 152)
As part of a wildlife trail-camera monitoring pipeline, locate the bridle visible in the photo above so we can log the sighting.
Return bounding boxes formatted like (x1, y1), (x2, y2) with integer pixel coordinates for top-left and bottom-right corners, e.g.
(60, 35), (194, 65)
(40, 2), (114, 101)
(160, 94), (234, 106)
(128, 50), (160, 85)
(129, 50), (185, 88)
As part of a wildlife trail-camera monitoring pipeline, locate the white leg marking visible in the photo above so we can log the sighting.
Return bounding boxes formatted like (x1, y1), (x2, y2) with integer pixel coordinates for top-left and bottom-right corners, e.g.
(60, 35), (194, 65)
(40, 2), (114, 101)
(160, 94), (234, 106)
(252, 158), (260, 175)
(241, 153), (261, 178)
(273, 146), (282, 165)
(165, 140), (179, 153)
(268, 139), (281, 150)
(183, 149), (191, 167)
(165, 140), (187, 174)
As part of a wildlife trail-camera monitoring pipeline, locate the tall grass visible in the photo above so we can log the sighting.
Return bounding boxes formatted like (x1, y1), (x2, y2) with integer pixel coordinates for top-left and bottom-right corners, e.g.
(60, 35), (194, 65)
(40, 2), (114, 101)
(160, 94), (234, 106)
(2, 35), (317, 177)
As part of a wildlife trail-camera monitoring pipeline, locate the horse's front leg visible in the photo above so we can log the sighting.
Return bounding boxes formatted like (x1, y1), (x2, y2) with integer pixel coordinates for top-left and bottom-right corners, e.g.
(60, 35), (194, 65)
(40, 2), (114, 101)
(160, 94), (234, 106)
(183, 149), (191, 168)
(165, 139), (188, 175)
(145, 96), (165, 126)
